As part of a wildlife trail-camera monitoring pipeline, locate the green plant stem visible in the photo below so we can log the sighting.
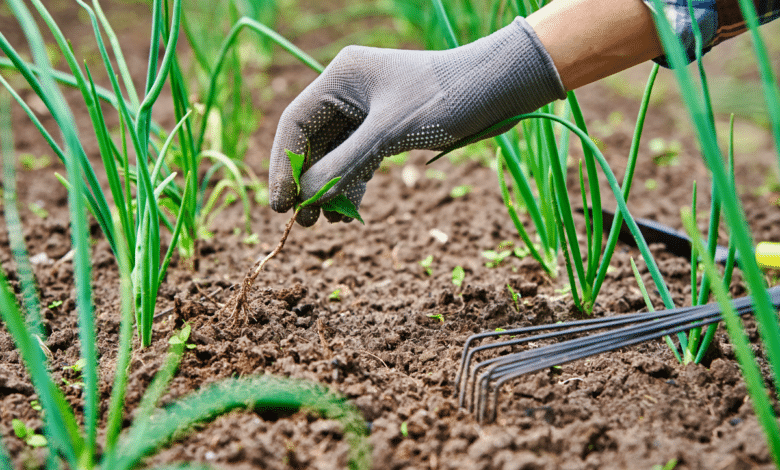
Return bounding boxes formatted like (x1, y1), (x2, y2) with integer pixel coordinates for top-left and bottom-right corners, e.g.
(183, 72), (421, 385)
(497, 151), (553, 274)
(592, 63), (659, 296)
(5, 0), (93, 463)
(227, 210), (300, 322)
(115, 376), (370, 470)
(695, 114), (738, 364)
(682, 208), (780, 464)
(567, 92), (601, 282)
(90, 0), (140, 111)
(734, 0), (780, 166)
(196, 17), (324, 151)
(650, 0), (780, 398)
(102, 225), (135, 463)
(1, 95), (43, 337)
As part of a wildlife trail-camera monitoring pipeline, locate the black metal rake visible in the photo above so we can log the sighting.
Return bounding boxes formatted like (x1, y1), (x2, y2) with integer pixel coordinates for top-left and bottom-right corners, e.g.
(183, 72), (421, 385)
(456, 286), (780, 423)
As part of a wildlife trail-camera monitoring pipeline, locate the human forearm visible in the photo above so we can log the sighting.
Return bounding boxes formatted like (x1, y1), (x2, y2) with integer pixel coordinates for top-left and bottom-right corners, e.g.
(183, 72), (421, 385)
(527, 0), (663, 90)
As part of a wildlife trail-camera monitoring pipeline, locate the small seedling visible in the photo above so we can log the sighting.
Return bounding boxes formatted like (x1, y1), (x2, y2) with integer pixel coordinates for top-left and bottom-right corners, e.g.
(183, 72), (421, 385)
(427, 313), (444, 322)
(449, 184), (472, 198)
(452, 266), (465, 287)
(19, 153), (51, 170)
(168, 323), (196, 350)
(62, 377), (84, 388)
(29, 400), (42, 411)
(513, 246), (531, 259)
(651, 459), (678, 470)
(419, 255), (434, 276)
(12, 419), (47, 448)
(242, 233), (260, 245)
(424, 168), (447, 180)
(400, 421), (409, 438)
(494, 328), (506, 332)
(648, 137), (681, 166)
(47, 300), (63, 309)
(27, 202), (48, 219)
(554, 285), (572, 295)
(329, 289), (341, 302)
(482, 249), (512, 268)
(223, 149), (363, 322)
(63, 358), (86, 374)
(506, 283), (520, 311)
(61, 358), (86, 388)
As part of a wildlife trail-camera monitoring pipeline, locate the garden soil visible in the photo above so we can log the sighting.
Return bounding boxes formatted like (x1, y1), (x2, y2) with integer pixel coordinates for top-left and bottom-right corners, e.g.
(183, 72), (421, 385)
(2, 2), (780, 470)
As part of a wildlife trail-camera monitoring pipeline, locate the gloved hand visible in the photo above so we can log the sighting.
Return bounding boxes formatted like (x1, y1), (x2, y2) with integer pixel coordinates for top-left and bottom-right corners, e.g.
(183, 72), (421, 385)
(269, 16), (566, 226)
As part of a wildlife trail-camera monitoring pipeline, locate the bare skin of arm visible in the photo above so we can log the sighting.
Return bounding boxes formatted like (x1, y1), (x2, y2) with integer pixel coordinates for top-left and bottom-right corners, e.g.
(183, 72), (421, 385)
(528, 0), (664, 91)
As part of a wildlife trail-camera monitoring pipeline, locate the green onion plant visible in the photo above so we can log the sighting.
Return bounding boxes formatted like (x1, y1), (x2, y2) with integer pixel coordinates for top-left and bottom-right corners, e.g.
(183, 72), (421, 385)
(0, 0), (189, 347)
(646, 0), (780, 463)
(159, 3), (325, 262)
(0, 0), (324, 346)
(0, 83), (370, 470)
(428, 0), (666, 314)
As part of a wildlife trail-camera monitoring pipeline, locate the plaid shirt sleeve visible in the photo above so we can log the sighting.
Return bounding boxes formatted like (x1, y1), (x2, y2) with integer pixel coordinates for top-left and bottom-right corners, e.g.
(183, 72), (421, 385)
(643, 0), (780, 67)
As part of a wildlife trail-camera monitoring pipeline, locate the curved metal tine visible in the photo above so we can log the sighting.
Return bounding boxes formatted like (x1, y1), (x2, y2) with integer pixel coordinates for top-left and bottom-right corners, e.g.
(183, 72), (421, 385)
(481, 291), (780, 423)
(456, 304), (701, 402)
(491, 286), (780, 386)
(484, 314), (729, 423)
(476, 300), (745, 420)
(476, 286), (780, 421)
(455, 302), (708, 390)
(466, 305), (721, 411)
(482, 298), (736, 383)
(455, 316), (631, 397)
(470, 302), (721, 395)
(458, 314), (658, 408)
(479, 288), (767, 383)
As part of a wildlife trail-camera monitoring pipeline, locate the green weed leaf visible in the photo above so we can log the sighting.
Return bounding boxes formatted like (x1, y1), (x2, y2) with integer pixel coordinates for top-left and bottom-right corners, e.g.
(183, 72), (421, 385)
(12, 419), (27, 439)
(452, 266), (465, 287)
(419, 255), (434, 276)
(299, 177), (341, 208)
(285, 149), (305, 194)
(26, 434), (47, 448)
(321, 194), (364, 224)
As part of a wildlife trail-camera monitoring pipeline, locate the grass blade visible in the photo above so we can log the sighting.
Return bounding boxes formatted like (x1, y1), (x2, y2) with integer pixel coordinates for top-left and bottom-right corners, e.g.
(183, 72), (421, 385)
(90, 0), (140, 111)
(682, 208), (780, 464)
(649, 0), (780, 397)
(592, 64), (660, 297)
(102, 220), (136, 462)
(1, 95), (43, 337)
(116, 376), (370, 470)
(497, 151), (553, 274)
(734, 0), (780, 165)
(196, 17), (324, 151)
(8, 0), (99, 460)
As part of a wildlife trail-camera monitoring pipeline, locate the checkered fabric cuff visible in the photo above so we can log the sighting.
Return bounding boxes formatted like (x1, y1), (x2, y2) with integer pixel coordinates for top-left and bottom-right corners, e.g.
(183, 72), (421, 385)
(641, 0), (718, 67)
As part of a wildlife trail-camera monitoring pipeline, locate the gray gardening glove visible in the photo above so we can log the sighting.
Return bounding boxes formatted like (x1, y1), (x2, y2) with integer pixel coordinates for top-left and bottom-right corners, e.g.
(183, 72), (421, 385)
(269, 16), (566, 227)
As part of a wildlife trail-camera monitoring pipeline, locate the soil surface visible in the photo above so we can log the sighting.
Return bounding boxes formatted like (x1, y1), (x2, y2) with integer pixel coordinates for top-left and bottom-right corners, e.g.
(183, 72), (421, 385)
(2, 2), (780, 470)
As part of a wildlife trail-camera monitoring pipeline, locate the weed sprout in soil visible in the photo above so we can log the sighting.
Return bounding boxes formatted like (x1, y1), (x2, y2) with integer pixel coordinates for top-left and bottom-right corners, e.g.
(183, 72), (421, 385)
(223, 149), (362, 323)
(0, 1), (370, 468)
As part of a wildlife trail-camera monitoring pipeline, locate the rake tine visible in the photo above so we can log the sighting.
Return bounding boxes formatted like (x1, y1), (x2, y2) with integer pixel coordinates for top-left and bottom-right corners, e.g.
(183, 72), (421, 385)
(464, 304), (723, 410)
(484, 313), (733, 422)
(473, 290), (764, 388)
(467, 286), (780, 422)
(477, 296), (751, 394)
(455, 303), (705, 402)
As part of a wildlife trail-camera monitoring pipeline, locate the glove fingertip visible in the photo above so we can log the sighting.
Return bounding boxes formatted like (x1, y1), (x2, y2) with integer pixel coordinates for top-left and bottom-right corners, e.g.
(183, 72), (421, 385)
(296, 205), (320, 227)
(270, 185), (298, 214)
(323, 209), (348, 223)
